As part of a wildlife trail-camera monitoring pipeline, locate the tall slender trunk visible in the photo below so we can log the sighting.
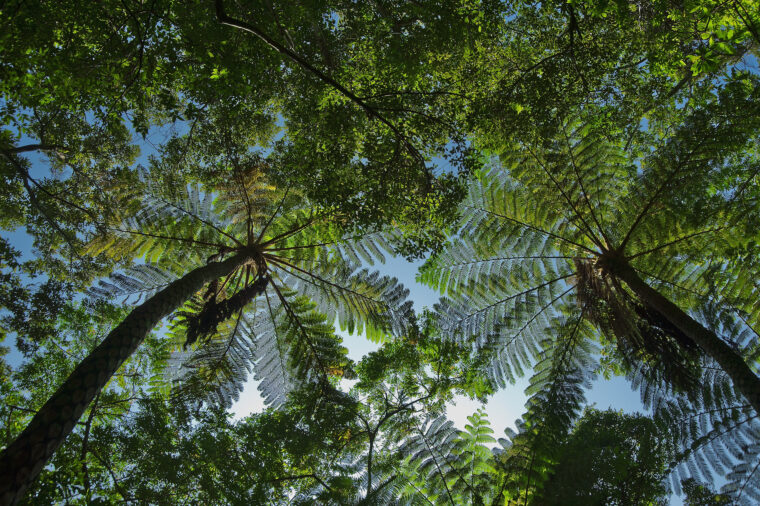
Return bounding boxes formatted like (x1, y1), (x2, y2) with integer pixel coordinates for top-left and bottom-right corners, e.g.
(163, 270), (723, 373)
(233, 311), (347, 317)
(0, 249), (257, 505)
(614, 262), (760, 414)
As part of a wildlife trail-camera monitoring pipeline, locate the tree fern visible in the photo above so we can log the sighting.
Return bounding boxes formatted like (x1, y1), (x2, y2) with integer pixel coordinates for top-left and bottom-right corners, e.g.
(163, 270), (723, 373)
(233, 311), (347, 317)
(421, 92), (760, 500)
(421, 92), (760, 409)
(0, 163), (413, 501)
(84, 164), (412, 408)
(393, 410), (504, 505)
(452, 410), (498, 503)
(419, 104), (760, 502)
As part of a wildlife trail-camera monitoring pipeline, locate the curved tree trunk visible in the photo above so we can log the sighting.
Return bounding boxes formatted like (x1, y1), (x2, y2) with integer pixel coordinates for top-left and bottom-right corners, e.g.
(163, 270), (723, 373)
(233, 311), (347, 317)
(614, 262), (760, 414)
(0, 249), (257, 505)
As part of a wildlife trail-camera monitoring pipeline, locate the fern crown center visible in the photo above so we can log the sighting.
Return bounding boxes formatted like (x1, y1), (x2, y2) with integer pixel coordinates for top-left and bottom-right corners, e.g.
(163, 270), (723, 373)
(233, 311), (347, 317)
(594, 248), (627, 277)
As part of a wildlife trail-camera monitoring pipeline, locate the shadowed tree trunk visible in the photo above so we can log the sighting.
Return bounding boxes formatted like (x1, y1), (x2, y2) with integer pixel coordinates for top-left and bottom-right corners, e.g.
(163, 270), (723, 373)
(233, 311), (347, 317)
(0, 248), (263, 505)
(612, 260), (760, 414)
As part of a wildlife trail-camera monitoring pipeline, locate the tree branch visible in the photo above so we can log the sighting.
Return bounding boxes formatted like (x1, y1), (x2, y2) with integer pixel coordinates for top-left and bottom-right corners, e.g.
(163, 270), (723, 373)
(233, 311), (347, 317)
(213, 0), (425, 167)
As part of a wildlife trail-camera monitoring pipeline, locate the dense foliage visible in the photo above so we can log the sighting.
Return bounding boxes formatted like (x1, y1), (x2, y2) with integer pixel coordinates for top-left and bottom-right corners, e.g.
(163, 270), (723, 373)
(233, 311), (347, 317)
(2, 0), (759, 504)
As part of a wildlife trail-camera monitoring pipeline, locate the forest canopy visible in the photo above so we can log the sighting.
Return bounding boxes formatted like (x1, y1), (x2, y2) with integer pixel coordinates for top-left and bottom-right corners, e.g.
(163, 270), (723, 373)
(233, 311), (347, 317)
(1, 0), (759, 504)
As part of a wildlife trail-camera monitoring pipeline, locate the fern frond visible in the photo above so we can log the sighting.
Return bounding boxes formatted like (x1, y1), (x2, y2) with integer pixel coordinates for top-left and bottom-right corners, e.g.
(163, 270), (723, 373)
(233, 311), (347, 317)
(169, 308), (257, 407)
(165, 283), (351, 409)
(252, 292), (296, 407)
(268, 284), (351, 385)
(87, 263), (179, 304)
(402, 416), (461, 503)
(650, 306), (760, 502)
(274, 262), (412, 343)
(496, 312), (597, 502)
(333, 228), (401, 267)
(419, 168), (587, 387)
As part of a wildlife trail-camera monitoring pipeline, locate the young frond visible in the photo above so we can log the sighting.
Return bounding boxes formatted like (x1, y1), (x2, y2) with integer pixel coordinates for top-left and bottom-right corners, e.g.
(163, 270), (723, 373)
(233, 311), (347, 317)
(87, 182), (237, 264)
(394, 411), (502, 505)
(419, 235), (575, 297)
(458, 168), (597, 257)
(451, 409), (498, 502)
(212, 164), (282, 231)
(501, 120), (633, 247)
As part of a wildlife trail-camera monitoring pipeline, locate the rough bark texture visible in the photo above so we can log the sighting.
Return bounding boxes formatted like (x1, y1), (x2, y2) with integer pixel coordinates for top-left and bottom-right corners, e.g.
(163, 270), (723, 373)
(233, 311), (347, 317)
(614, 261), (760, 414)
(0, 250), (255, 505)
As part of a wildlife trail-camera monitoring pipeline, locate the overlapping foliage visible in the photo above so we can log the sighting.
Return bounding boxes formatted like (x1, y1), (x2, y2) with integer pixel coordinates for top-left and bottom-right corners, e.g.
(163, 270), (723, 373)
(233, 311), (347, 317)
(420, 79), (760, 499)
(2, 0), (760, 503)
(86, 165), (412, 407)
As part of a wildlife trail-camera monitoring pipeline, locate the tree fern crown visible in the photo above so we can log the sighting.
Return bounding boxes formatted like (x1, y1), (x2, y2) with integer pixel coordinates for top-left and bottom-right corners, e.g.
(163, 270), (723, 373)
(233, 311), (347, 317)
(87, 165), (413, 408)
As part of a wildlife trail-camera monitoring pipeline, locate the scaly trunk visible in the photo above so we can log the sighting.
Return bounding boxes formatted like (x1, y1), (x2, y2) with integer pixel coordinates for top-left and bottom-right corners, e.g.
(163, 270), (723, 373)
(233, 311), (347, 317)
(0, 249), (257, 505)
(613, 261), (760, 414)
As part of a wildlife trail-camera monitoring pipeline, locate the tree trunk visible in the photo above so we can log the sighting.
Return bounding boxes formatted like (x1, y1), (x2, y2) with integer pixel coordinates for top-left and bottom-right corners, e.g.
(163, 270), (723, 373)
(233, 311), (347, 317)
(0, 249), (257, 505)
(614, 261), (760, 414)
